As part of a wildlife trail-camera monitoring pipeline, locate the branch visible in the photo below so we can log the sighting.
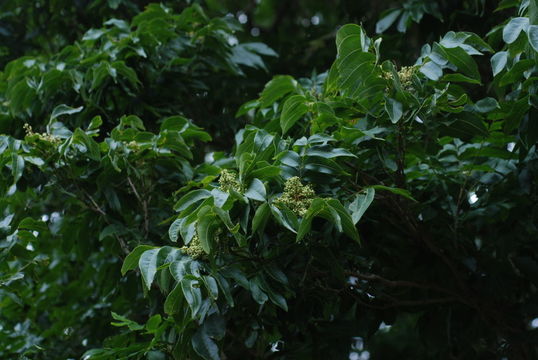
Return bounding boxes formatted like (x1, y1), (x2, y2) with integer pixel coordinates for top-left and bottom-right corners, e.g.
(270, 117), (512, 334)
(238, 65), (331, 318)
(347, 288), (458, 310)
(127, 176), (149, 238)
(395, 121), (406, 189)
(76, 185), (130, 256)
(346, 271), (472, 306)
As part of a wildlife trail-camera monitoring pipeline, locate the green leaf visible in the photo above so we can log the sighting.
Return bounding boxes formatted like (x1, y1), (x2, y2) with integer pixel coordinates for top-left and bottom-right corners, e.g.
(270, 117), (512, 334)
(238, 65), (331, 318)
(267, 291), (288, 311)
(336, 24), (370, 54)
(49, 104), (83, 122)
(111, 312), (144, 331)
(385, 98), (403, 124)
(305, 146), (356, 159)
(296, 198), (359, 243)
(231, 43), (273, 71)
(502, 17), (529, 44)
(181, 278), (202, 317)
(334, 25), (385, 105)
(192, 327), (220, 360)
(204, 315), (226, 340)
(326, 199), (360, 243)
(112, 61), (140, 88)
(72, 128), (101, 161)
(441, 73), (481, 84)
(491, 51), (508, 76)
(280, 95), (308, 134)
(121, 245), (155, 275)
(236, 100), (259, 117)
(445, 113), (489, 138)
(137, 247), (177, 289)
(249, 279), (268, 305)
(0, 214), (15, 231)
(499, 59), (534, 86)
(370, 185), (416, 201)
(174, 189), (212, 211)
(169, 258), (192, 282)
(245, 178), (266, 201)
(438, 45), (480, 80)
(495, 0), (520, 11)
(420, 61), (443, 80)
(82, 28), (105, 41)
(203, 276), (219, 300)
(146, 314), (162, 333)
(252, 203), (270, 234)
(169, 219), (182, 242)
(91, 62), (112, 91)
(264, 264), (288, 285)
(211, 188), (229, 208)
(17, 217), (49, 232)
(259, 75), (296, 108)
(215, 274), (234, 307)
(270, 205), (299, 233)
(474, 98), (500, 113)
(197, 207), (217, 254)
(250, 165), (281, 179)
(528, 25), (538, 52)
(297, 199), (327, 242)
(349, 188), (375, 225)
(376, 9), (402, 34)
(88, 115), (103, 131)
(99, 224), (126, 241)
(179, 217), (196, 246)
(120, 114), (145, 130)
(139, 248), (160, 289)
(11, 153), (24, 183)
(164, 283), (183, 314)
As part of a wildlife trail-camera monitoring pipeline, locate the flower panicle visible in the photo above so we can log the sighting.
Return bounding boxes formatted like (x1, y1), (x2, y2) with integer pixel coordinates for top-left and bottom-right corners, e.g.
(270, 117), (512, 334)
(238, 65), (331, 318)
(274, 176), (315, 217)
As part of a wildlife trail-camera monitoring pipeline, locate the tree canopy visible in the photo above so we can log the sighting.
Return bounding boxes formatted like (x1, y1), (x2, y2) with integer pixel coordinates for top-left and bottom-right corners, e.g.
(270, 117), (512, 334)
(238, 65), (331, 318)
(1, 1), (538, 359)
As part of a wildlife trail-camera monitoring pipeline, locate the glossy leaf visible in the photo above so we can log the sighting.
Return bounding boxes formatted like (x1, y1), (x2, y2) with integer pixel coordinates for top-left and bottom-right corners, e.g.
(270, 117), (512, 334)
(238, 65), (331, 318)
(174, 189), (212, 211)
(192, 327), (220, 360)
(528, 25), (538, 52)
(259, 75), (296, 108)
(502, 17), (529, 44)
(491, 51), (508, 76)
(349, 188), (375, 224)
(121, 245), (155, 275)
(280, 95), (308, 134)
(245, 178), (266, 201)
(385, 98), (403, 123)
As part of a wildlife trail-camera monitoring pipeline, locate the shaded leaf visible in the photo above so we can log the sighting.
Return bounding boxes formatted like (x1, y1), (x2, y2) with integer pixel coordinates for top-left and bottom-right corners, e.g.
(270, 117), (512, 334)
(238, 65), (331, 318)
(349, 188), (375, 224)
(502, 17), (529, 44)
(280, 95), (308, 134)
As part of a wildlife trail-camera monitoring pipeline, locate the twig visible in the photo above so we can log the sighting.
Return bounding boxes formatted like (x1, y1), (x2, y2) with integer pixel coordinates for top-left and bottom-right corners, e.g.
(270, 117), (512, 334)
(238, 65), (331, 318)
(346, 271), (471, 306)
(76, 185), (129, 256)
(347, 289), (458, 310)
(395, 121), (406, 189)
(127, 176), (149, 237)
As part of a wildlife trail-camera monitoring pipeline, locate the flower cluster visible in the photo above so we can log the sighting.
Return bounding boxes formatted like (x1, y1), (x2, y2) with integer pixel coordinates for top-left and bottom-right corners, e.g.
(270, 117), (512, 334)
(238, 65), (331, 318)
(24, 123), (62, 145)
(274, 176), (315, 217)
(180, 234), (205, 260)
(219, 169), (242, 193)
(126, 141), (140, 150)
(382, 66), (416, 90)
(397, 66), (416, 89)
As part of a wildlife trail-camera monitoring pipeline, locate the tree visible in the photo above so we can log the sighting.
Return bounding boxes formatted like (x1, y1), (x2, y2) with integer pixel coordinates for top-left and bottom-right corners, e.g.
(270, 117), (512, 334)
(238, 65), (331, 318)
(1, 1), (537, 359)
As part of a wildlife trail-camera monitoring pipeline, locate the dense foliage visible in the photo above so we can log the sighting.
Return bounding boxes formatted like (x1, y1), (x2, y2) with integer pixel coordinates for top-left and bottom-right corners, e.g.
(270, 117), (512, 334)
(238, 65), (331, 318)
(1, 1), (538, 359)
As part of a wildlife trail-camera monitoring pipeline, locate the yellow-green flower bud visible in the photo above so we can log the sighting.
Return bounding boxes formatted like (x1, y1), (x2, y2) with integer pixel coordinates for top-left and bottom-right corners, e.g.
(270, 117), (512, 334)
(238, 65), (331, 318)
(24, 123), (62, 145)
(274, 176), (315, 217)
(219, 169), (242, 193)
(180, 234), (205, 260)
(397, 66), (416, 89)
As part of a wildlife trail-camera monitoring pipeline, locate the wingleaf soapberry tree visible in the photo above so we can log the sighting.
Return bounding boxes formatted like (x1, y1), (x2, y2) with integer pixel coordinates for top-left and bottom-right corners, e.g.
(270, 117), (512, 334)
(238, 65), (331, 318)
(1, 1), (538, 359)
